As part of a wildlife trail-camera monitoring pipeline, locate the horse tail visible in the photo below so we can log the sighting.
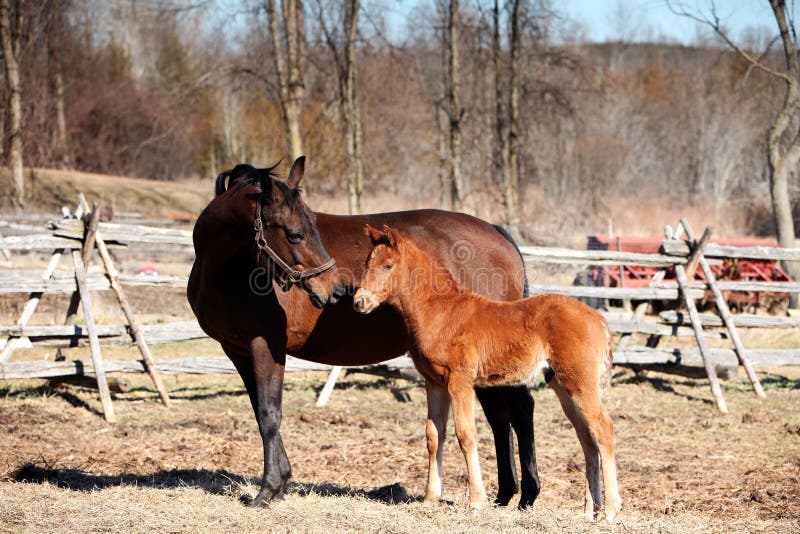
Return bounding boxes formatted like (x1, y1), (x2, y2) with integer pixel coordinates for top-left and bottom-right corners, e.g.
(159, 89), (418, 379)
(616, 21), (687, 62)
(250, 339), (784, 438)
(214, 164), (259, 196)
(492, 224), (529, 298)
(214, 170), (232, 196)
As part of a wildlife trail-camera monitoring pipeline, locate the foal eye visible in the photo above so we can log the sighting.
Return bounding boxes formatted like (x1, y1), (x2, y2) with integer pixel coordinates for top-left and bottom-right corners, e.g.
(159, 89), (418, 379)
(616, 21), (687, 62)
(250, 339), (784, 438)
(383, 264), (393, 271)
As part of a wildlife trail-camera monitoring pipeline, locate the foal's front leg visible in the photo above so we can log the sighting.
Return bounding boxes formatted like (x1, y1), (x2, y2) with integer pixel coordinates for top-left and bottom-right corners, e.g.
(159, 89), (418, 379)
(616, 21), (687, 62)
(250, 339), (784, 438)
(424, 380), (450, 504)
(448, 373), (487, 508)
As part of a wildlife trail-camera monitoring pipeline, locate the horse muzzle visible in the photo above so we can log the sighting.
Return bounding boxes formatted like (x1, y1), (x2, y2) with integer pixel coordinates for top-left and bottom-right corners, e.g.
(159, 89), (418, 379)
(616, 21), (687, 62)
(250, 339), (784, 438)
(353, 289), (379, 314)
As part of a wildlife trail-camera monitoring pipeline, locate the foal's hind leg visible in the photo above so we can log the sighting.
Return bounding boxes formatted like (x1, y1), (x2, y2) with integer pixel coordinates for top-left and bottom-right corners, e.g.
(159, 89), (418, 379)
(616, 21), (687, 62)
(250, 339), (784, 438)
(424, 380), (450, 504)
(551, 376), (621, 523)
(550, 378), (602, 520)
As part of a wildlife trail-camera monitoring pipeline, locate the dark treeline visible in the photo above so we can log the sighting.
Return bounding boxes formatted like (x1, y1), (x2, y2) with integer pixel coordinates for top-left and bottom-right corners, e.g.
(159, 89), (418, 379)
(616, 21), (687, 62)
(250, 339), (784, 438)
(0, 0), (793, 236)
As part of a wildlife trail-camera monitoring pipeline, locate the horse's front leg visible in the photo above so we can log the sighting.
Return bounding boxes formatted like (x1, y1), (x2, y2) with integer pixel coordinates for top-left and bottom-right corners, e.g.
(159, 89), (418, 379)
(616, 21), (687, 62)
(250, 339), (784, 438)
(248, 336), (291, 507)
(424, 379), (451, 504)
(448, 372), (487, 509)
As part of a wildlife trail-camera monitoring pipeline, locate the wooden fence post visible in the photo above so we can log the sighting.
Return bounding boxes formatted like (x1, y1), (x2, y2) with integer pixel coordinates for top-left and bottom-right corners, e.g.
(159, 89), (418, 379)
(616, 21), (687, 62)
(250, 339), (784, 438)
(77, 196), (171, 407)
(71, 205), (116, 422)
(680, 218), (766, 398)
(666, 225), (728, 413)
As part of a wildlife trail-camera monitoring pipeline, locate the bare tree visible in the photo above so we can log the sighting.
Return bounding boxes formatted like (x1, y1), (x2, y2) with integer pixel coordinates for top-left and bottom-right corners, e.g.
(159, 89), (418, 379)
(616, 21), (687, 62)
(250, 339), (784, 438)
(671, 0), (800, 304)
(0, 0), (23, 206)
(266, 0), (306, 162)
(47, 2), (71, 169)
(443, 0), (464, 211)
(317, 0), (364, 214)
(493, 0), (522, 230)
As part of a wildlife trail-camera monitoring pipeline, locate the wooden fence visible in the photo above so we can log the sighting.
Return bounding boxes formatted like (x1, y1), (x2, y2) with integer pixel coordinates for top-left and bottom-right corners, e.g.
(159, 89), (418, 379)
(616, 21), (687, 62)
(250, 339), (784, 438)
(1, 209), (799, 415)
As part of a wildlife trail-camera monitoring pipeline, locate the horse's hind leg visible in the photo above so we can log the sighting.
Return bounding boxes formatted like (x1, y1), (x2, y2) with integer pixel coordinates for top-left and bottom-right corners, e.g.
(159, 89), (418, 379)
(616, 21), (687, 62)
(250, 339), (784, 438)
(475, 386), (518, 506)
(424, 380), (450, 504)
(549, 378), (602, 520)
(448, 372), (488, 508)
(502, 385), (541, 509)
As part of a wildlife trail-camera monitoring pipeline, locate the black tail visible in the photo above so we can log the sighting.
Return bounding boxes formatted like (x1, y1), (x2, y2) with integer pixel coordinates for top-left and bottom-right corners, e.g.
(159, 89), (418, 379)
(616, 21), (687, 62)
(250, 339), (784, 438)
(492, 224), (529, 298)
(214, 163), (281, 197)
(214, 170), (232, 196)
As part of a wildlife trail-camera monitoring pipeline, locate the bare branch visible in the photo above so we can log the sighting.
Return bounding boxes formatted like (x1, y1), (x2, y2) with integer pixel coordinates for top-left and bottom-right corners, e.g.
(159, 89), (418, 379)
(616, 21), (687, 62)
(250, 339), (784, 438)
(666, 0), (792, 83)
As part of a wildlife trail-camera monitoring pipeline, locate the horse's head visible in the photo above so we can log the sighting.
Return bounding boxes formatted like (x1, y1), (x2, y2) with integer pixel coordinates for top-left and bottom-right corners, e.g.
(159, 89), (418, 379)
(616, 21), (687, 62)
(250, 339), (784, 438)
(353, 224), (405, 314)
(216, 157), (339, 308)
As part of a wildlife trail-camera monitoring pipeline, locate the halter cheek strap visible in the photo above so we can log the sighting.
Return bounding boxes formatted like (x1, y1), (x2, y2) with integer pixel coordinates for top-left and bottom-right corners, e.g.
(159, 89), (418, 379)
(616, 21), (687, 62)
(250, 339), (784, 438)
(254, 195), (336, 291)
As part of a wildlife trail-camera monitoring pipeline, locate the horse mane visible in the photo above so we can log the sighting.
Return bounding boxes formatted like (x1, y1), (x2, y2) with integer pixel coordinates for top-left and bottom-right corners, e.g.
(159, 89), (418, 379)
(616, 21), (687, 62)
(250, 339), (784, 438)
(214, 162), (302, 208)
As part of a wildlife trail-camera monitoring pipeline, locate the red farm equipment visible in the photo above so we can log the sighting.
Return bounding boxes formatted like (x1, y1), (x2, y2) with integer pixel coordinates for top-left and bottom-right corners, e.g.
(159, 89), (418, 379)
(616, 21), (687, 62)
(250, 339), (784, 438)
(579, 235), (794, 312)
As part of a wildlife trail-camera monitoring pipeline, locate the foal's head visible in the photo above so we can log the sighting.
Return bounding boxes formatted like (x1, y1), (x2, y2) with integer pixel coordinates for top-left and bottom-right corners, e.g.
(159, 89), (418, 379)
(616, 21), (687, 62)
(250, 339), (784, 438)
(353, 224), (405, 314)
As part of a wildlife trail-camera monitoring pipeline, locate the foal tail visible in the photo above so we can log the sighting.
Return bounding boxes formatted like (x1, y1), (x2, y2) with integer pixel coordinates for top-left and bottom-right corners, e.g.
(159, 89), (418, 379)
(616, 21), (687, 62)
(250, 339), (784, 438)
(599, 317), (614, 397)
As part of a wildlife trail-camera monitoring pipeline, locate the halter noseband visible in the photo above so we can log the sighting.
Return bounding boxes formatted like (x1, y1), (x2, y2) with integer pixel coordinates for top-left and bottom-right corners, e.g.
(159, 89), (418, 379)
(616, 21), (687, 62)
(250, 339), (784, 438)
(253, 195), (336, 291)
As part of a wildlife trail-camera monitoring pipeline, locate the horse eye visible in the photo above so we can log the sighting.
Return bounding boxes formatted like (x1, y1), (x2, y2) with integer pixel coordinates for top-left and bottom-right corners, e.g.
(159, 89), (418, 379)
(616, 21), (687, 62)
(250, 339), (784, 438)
(383, 263), (393, 271)
(287, 232), (304, 244)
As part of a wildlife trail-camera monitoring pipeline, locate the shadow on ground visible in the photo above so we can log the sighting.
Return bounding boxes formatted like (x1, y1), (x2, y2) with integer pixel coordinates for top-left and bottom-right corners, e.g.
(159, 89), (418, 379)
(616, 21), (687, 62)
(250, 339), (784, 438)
(12, 463), (419, 505)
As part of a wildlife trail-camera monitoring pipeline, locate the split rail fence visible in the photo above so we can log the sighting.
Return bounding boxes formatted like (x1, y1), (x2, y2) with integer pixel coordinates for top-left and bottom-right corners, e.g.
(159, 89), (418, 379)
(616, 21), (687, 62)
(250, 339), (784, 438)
(1, 206), (799, 416)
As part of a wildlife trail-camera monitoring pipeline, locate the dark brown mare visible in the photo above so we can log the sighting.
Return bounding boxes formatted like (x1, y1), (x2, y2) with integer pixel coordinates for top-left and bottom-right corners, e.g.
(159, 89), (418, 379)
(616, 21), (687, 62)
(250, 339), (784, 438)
(354, 225), (621, 522)
(188, 158), (540, 508)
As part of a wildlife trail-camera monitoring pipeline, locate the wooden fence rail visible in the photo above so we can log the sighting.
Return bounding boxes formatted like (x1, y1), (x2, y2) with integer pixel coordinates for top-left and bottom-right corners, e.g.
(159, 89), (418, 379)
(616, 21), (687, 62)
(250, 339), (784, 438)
(2, 211), (799, 415)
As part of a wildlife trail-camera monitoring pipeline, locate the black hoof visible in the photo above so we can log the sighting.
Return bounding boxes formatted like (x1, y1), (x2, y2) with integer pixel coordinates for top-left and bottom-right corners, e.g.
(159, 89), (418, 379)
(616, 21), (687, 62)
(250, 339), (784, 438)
(494, 488), (517, 507)
(247, 487), (284, 507)
(517, 490), (540, 510)
(246, 494), (269, 507)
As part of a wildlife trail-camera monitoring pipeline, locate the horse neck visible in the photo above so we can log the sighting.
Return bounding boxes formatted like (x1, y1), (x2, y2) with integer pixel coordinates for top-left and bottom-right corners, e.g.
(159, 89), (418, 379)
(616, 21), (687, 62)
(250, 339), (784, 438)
(394, 242), (475, 347)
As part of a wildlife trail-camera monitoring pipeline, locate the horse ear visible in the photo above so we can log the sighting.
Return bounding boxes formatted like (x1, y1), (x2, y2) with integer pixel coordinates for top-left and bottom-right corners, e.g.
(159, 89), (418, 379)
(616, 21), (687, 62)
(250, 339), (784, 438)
(381, 225), (398, 247)
(286, 156), (306, 189)
(364, 224), (386, 244)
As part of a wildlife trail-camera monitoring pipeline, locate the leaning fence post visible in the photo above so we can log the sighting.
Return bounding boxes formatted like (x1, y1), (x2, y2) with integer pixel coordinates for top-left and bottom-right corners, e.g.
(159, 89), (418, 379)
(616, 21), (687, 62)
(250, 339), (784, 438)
(665, 224), (729, 413)
(77, 196), (171, 407)
(72, 204), (116, 422)
(680, 218), (766, 399)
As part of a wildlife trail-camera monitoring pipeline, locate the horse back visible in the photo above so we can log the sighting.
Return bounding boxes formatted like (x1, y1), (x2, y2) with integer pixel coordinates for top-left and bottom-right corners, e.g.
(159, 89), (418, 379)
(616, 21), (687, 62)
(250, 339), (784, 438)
(281, 209), (526, 364)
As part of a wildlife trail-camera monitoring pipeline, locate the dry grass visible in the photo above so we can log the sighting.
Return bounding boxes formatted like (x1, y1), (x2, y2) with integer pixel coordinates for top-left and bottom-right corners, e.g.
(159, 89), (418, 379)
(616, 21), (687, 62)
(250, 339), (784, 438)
(2, 167), (768, 244)
(1, 366), (799, 533)
(2, 167), (212, 216)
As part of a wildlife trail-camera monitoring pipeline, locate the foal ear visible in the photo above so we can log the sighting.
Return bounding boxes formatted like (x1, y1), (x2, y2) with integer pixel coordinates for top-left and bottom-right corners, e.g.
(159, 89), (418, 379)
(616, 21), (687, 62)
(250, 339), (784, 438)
(381, 225), (398, 247)
(364, 224), (387, 244)
(286, 156), (306, 189)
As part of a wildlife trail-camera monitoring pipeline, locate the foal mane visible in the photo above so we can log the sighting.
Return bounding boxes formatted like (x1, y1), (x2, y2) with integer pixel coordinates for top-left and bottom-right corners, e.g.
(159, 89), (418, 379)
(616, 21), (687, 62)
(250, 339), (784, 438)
(214, 163), (303, 209)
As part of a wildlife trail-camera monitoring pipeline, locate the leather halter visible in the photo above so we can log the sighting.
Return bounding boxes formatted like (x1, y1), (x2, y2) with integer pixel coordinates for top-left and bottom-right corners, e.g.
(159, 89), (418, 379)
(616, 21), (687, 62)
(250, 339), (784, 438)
(253, 195), (336, 291)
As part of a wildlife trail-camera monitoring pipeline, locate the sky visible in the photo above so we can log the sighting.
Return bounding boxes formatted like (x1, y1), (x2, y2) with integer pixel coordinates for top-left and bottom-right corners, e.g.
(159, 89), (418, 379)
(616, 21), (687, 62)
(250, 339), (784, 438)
(379, 1), (781, 45)
(562, 0), (779, 44)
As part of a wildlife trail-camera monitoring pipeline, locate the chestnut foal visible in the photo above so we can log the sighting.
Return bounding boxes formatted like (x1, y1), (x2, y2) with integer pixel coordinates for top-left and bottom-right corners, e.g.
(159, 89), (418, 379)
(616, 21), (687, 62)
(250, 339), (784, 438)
(353, 225), (621, 522)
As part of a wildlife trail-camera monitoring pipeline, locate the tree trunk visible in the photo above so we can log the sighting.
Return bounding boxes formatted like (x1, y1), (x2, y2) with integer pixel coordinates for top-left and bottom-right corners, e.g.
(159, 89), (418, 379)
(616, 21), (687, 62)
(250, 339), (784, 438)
(48, 20), (71, 169)
(504, 0), (521, 229)
(0, 0), (23, 207)
(266, 0), (305, 162)
(343, 0), (363, 215)
(492, 0), (506, 181)
(767, 0), (800, 306)
(446, 0), (464, 212)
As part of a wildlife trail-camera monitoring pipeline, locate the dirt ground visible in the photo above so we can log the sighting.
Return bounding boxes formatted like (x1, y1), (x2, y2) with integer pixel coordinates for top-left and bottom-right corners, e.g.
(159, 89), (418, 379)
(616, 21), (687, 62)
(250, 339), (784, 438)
(1, 364), (799, 533)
